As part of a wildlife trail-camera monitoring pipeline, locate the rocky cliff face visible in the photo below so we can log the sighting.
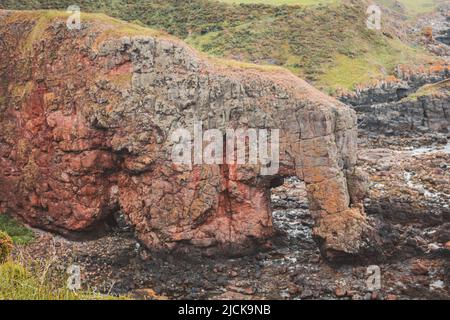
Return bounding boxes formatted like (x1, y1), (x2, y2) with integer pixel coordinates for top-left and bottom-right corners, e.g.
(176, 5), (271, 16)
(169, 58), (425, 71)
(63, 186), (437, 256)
(338, 66), (450, 137)
(338, 65), (450, 107)
(0, 10), (368, 258)
(355, 81), (450, 136)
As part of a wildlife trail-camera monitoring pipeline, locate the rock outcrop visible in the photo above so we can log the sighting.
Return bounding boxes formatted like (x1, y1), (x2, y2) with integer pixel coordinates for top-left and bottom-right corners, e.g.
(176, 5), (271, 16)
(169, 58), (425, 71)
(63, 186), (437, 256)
(354, 80), (450, 136)
(337, 65), (450, 137)
(338, 64), (450, 107)
(359, 147), (450, 227)
(0, 10), (367, 258)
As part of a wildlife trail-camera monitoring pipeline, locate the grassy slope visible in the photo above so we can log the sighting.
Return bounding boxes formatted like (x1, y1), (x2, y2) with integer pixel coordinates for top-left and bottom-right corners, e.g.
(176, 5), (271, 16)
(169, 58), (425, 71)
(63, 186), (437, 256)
(319, 38), (433, 92)
(220, 0), (337, 5)
(186, 1), (434, 92)
(0, 0), (441, 92)
(376, 0), (447, 16)
(222, 0), (444, 15)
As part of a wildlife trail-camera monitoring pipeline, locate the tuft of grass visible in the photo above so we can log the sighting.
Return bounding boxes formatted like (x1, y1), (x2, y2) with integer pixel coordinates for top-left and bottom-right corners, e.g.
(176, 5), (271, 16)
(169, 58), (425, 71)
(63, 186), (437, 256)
(404, 79), (450, 101)
(0, 259), (128, 300)
(0, 231), (13, 263)
(0, 214), (35, 245)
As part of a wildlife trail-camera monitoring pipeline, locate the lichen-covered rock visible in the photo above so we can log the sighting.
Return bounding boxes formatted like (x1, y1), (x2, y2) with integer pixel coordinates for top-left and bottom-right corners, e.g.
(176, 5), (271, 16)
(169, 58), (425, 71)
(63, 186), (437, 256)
(0, 10), (367, 258)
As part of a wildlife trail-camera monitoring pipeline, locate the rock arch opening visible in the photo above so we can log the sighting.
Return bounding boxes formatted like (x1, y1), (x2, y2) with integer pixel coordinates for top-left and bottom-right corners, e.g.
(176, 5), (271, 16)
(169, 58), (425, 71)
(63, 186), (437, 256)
(270, 177), (315, 249)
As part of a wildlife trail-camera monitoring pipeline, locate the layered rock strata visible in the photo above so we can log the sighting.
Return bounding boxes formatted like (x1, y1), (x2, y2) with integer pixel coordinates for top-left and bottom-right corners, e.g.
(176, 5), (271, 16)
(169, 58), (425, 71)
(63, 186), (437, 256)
(355, 80), (450, 135)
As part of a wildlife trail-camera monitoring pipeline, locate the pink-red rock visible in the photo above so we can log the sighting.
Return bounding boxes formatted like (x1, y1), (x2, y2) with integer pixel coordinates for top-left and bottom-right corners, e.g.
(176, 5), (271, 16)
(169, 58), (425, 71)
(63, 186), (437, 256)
(0, 10), (369, 258)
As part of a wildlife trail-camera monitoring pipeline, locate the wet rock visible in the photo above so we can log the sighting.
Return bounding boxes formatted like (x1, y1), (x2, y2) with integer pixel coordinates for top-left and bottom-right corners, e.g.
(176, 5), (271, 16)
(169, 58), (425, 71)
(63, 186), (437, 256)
(428, 243), (441, 252)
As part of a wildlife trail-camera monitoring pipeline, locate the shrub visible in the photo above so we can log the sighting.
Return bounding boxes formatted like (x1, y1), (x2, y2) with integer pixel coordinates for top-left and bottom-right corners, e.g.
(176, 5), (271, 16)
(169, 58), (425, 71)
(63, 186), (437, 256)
(0, 231), (13, 263)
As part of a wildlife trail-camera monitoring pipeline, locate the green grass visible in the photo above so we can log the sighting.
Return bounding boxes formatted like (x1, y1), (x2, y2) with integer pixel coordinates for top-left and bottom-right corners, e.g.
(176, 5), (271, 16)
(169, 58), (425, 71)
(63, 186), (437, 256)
(186, 1), (436, 91)
(221, 0), (443, 15)
(0, 0), (442, 91)
(4, 9), (168, 54)
(319, 38), (433, 92)
(0, 214), (35, 245)
(219, 0), (337, 5)
(0, 260), (127, 300)
(376, 0), (445, 16)
(404, 79), (450, 101)
(0, 214), (126, 300)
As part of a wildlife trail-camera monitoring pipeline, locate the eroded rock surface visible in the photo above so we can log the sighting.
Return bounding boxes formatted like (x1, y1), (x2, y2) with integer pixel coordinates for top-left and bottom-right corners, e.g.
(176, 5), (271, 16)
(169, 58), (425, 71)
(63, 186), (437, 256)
(355, 81), (450, 136)
(338, 66), (450, 139)
(0, 10), (367, 257)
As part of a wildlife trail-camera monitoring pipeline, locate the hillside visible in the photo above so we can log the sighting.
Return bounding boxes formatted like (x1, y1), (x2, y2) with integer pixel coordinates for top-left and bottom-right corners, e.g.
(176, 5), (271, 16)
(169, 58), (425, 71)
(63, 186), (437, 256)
(376, 0), (447, 16)
(221, 0), (445, 16)
(0, 0), (444, 93)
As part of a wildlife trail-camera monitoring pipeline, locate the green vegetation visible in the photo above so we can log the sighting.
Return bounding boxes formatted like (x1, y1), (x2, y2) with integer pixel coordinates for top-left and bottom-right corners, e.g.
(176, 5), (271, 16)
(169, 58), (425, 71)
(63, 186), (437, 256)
(0, 0), (441, 91)
(405, 79), (450, 101)
(222, 0), (445, 15)
(185, 1), (433, 91)
(319, 37), (433, 92)
(0, 214), (35, 245)
(376, 0), (446, 16)
(0, 231), (13, 263)
(0, 259), (126, 300)
(220, 0), (337, 5)
(0, 215), (125, 300)
(4, 10), (167, 54)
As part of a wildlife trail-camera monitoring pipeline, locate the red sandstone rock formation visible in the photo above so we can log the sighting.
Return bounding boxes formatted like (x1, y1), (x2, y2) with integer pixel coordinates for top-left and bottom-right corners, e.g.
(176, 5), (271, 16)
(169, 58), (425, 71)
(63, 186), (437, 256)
(0, 10), (369, 259)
